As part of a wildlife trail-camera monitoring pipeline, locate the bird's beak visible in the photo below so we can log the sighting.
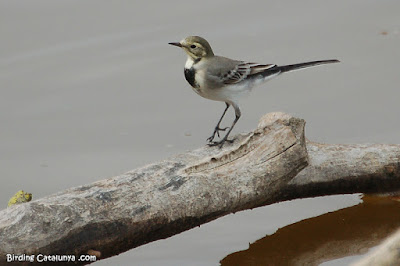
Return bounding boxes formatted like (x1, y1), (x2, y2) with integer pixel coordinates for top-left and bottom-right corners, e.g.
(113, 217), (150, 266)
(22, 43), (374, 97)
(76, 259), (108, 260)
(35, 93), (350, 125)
(168, 42), (182, 48)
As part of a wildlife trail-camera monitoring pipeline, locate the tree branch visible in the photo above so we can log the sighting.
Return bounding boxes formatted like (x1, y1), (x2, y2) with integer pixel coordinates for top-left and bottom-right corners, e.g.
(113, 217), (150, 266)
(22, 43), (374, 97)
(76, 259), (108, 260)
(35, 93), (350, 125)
(0, 112), (399, 264)
(0, 112), (308, 264)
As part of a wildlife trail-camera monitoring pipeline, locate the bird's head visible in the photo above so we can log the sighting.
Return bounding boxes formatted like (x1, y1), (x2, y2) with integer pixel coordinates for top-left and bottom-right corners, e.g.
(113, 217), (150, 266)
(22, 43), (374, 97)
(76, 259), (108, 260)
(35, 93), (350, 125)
(169, 36), (214, 60)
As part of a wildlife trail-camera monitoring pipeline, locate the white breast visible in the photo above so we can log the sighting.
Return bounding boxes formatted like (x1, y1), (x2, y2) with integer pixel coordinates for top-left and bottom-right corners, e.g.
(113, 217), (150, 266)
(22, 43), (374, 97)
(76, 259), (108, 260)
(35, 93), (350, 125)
(185, 57), (195, 69)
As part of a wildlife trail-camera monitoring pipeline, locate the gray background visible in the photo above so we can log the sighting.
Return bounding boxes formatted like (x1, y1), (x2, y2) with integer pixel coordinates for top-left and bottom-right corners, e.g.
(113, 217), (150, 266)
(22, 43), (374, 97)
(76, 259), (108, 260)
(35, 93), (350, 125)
(1, 1), (399, 265)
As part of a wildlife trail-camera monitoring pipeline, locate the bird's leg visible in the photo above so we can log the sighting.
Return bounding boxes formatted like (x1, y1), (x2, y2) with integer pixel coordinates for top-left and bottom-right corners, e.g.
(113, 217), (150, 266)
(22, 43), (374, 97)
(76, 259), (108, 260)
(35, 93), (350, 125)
(207, 102), (230, 143)
(209, 103), (241, 148)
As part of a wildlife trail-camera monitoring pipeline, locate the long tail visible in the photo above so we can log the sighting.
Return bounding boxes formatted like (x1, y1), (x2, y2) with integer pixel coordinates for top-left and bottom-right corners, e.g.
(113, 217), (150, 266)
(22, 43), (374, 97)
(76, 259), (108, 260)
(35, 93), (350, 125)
(277, 59), (340, 73)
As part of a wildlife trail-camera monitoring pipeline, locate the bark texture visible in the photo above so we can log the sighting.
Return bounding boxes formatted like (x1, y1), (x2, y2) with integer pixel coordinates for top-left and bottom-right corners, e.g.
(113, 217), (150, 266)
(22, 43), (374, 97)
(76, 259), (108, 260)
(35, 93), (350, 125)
(0, 112), (308, 264)
(281, 141), (400, 200)
(1, 112), (399, 264)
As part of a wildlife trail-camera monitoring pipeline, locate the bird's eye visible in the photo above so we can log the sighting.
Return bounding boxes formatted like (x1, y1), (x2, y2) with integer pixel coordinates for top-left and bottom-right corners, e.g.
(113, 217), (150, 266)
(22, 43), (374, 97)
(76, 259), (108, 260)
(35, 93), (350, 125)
(190, 44), (197, 49)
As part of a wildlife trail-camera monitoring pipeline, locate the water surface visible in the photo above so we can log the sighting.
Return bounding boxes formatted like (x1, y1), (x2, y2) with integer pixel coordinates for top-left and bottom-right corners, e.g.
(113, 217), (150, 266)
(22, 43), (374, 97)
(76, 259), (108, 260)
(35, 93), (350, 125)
(1, 1), (399, 265)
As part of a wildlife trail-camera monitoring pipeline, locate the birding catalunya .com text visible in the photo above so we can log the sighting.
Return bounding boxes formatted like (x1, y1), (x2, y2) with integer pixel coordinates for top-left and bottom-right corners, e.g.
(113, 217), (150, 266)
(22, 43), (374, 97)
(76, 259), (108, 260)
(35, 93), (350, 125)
(6, 253), (97, 263)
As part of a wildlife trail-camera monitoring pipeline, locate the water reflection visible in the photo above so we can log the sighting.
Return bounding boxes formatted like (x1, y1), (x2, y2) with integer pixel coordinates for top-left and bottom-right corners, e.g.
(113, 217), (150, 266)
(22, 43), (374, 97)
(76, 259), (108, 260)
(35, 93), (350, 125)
(221, 195), (400, 266)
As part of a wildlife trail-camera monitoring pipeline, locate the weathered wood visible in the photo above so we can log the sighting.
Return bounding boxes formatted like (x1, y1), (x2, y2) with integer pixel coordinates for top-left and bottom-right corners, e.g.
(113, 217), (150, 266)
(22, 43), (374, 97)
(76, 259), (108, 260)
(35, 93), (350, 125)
(283, 141), (400, 199)
(1, 112), (400, 264)
(0, 112), (309, 265)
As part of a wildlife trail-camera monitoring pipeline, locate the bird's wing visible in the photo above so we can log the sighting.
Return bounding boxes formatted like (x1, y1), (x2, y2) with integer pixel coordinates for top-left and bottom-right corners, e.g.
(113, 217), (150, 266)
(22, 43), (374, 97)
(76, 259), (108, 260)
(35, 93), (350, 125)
(220, 62), (277, 85)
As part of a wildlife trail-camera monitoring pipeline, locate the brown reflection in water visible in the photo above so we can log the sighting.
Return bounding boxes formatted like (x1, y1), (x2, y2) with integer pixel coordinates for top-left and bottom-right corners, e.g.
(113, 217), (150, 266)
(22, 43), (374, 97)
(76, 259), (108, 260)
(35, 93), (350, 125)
(221, 195), (400, 266)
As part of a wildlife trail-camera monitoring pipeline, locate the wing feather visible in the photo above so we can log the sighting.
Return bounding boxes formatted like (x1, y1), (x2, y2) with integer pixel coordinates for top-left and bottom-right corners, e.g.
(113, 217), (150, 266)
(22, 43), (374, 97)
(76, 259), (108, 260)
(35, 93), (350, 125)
(221, 62), (276, 84)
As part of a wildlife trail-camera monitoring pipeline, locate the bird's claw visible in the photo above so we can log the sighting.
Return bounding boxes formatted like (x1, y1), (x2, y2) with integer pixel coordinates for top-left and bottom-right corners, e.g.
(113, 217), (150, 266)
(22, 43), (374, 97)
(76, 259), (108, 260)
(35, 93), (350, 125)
(207, 126), (229, 142)
(207, 138), (234, 148)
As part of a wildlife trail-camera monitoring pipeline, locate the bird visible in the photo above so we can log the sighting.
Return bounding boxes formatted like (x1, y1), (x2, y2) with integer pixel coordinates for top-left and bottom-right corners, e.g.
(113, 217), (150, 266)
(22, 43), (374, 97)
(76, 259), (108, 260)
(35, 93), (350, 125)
(169, 36), (339, 147)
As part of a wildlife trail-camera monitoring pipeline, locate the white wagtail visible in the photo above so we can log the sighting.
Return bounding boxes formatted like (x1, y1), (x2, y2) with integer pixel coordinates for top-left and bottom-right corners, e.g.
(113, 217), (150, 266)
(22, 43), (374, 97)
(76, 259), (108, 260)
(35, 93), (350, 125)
(169, 36), (339, 147)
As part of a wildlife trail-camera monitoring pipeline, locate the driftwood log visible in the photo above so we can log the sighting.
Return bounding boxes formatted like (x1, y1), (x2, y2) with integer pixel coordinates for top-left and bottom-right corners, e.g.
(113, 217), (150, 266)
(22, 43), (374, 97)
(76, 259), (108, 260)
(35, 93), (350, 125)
(0, 112), (399, 265)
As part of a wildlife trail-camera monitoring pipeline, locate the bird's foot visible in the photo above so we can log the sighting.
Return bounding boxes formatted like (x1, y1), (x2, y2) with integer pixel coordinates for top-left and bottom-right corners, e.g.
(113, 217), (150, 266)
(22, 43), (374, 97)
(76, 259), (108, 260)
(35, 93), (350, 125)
(207, 138), (234, 148)
(206, 126), (229, 143)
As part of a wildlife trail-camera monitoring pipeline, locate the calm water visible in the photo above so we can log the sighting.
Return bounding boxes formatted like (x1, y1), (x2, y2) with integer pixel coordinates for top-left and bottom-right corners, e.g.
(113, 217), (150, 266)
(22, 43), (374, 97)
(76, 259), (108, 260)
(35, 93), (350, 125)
(1, 1), (399, 265)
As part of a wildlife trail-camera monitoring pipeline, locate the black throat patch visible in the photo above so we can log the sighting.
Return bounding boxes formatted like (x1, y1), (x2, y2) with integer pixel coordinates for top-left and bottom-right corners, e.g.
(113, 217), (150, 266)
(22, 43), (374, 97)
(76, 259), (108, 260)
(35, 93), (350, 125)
(184, 58), (201, 88)
(184, 68), (196, 88)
